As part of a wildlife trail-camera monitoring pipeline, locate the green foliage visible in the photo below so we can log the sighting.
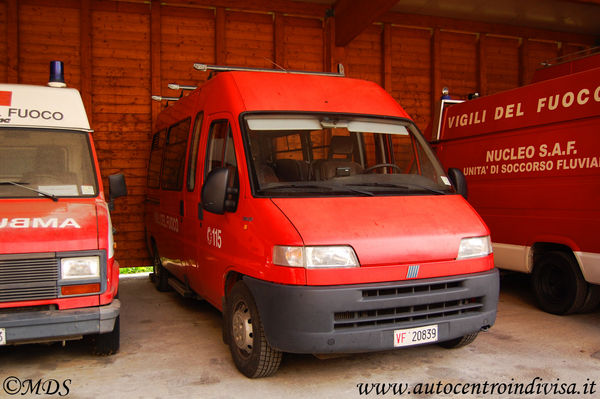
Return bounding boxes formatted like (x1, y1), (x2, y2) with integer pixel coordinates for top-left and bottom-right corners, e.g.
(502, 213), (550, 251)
(119, 266), (153, 274)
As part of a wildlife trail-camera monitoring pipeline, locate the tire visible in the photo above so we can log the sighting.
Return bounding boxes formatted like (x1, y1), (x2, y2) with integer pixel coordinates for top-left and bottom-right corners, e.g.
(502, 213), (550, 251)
(152, 245), (170, 292)
(531, 251), (587, 315)
(579, 283), (600, 313)
(92, 315), (120, 355)
(226, 281), (282, 378)
(438, 332), (478, 349)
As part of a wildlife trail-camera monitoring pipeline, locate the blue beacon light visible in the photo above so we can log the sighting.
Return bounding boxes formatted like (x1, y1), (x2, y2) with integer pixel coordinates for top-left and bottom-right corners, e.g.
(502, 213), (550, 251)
(48, 60), (67, 88)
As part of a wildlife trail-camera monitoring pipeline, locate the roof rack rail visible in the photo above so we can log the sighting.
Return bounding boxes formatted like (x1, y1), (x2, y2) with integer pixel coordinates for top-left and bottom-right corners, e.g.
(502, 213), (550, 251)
(540, 46), (600, 67)
(193, 63), (345, 77)
(168, 83), (197, 91)
(151, 95), (180, 102)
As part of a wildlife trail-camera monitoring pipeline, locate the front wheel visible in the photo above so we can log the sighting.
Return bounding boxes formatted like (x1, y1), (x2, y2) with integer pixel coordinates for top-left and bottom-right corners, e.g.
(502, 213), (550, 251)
(226, 281), (282, 378)
(532, 251), (587, 315)
(92, 315), (120, 355)
(438, 332), (478, 349)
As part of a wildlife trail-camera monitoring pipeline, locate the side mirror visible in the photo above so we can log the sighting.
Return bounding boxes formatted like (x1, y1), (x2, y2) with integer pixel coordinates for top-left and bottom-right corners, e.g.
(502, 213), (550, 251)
(202, 167), (239, 215)
(108, 173), (127, 211)
(447, 168), (468, 199)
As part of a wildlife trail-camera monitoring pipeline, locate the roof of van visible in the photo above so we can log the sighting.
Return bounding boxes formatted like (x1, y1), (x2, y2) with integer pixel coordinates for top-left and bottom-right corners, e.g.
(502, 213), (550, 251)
(155, 71), (410, 127)
(226, 71), (409, 117)
(0, 83), (91, 131)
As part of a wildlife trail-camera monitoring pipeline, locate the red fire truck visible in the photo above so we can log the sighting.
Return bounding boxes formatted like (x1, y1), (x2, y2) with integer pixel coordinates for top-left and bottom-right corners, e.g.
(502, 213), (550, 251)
(0, 62), (126, 353)
(145, 64), (499, 377)
(432, 50), (600, 315)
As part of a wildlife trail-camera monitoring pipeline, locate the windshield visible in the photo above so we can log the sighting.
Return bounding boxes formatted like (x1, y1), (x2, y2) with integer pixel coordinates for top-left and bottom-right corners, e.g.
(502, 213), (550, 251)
(0, 129), (98, 199)
(243, 114), (454, 197)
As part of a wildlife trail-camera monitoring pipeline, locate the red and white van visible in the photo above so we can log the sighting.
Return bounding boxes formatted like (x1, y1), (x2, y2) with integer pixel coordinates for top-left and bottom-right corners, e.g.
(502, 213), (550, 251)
(432, 51), (600, 315)
(0, 62), (126, 353)
(145, 64), (499, 377)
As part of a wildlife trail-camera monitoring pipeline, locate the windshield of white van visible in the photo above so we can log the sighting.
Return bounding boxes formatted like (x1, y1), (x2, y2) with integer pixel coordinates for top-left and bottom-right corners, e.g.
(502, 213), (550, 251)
(244, 114), (454, 197)
(0, 129), (98, 199)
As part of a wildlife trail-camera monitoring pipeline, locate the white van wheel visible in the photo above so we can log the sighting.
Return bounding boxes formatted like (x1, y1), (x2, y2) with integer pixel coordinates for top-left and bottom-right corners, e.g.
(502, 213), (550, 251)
(532, 251), (587, 315)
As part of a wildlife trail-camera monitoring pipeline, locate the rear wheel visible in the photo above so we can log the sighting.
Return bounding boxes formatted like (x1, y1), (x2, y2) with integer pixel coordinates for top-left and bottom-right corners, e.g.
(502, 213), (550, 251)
(226, 281), (282, 378)
(152, 245), (170, 292)
(532, 251), (587, 315)
(438, 332), (478, 349)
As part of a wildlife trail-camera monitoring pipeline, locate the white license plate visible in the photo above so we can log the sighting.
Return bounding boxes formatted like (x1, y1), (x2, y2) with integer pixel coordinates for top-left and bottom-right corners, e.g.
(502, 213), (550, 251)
(0, 328), (5, 345)
(393, 324), (438, 347)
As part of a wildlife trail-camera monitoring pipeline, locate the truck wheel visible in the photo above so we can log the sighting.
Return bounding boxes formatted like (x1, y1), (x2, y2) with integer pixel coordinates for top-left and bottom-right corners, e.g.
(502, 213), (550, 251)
(579, 284), (600, 313)
(92, 315), (120, 355)
(532, 251), (587, 315)
(152, 246), (170, 292)
(227, 281), (282, 378)
(438, 332), (478, 349)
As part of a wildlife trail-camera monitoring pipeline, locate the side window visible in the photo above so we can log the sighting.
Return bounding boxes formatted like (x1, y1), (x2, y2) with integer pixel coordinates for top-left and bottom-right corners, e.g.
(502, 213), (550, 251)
(147, 129), (165, 189)
(205, 120), (237, 177)
(186, 112), (204, 191)
(161, 118), (191, 191)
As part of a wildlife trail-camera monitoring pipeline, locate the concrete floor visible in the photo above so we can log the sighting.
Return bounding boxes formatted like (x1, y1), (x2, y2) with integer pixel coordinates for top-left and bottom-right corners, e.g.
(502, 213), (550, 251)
(0, 273), (598, 399)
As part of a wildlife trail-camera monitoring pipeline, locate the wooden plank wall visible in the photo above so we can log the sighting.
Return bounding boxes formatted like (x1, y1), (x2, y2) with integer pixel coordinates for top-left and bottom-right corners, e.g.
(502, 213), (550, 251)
(0, 0), (595, 266)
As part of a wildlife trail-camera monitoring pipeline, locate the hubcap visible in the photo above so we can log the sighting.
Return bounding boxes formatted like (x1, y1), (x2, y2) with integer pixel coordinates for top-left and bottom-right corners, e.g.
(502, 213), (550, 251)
(232, 302), (253, 352)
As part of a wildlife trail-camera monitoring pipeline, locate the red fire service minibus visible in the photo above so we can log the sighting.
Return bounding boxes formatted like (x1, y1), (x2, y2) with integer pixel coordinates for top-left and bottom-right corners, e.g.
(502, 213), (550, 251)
(145, 64), (499, 377)
(432, 50), (600, 315)
(0, 62), (126, 354)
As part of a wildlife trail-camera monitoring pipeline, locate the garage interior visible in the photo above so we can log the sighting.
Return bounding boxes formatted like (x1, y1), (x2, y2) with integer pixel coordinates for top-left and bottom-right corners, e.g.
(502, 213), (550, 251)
(1, 0), (598, 267)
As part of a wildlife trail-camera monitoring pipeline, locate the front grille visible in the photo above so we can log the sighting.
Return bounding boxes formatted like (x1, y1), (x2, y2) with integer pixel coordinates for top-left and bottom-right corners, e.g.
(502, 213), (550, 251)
(0, 256), (59, 303)
(334, 297), (483, 330)
(333, 278), (485, 330)
(362, 281), (462, 299)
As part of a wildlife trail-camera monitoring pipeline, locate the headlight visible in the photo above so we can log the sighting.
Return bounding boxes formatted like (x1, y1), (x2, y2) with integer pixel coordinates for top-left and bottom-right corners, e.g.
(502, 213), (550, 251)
(457, 236), (492, 260)
(273, 246), (359, 268)
(61, 256), (100, 279)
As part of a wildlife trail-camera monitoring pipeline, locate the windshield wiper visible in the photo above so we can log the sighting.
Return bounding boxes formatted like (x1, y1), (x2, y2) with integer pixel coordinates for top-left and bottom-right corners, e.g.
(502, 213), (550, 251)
(261, 183), (374, 196)
(0, 181), (58, 202)
(347, 182), (447, 195)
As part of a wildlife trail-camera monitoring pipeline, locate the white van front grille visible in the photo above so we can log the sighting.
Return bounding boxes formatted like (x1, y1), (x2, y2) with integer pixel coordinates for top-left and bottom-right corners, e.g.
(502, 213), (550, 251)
(0, 255), (59, 302)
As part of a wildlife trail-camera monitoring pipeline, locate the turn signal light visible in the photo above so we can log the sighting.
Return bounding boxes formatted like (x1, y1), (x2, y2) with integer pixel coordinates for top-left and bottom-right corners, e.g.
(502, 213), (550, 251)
(61, 283), (100, 296)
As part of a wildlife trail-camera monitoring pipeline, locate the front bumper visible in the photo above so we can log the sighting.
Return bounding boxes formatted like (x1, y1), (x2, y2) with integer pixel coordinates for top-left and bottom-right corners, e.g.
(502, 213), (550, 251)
(0, 299), (120, 345)
(245, 269), (499, 353)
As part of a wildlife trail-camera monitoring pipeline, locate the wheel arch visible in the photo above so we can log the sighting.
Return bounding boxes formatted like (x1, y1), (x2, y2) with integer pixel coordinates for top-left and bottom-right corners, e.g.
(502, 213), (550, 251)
(530, 242), (581, 273)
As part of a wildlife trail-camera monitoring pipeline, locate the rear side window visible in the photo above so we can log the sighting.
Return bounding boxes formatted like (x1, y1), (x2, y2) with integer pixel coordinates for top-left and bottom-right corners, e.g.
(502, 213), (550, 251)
(186, 112), (204, 191)
(147, 129), (165, 189)
(161, 118), (191, 191)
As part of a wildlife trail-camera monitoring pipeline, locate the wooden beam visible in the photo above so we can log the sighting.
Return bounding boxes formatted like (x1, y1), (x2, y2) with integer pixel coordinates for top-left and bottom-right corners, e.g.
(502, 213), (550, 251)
(431, 28), (441, 122)
(150, 0), (162, 133)
(477, 33), (488, 96)
(80, 0), (93, 124)
(380, 12), (596, 45)
(7, 0), (19, 83)
(215, 7), (226, 64)
(324, 12), (346, 74)
(274, 12), (285, 69)
(519, 38), (530, 86)
(334, 0), (398, 47)
(383, 23), (392, 92)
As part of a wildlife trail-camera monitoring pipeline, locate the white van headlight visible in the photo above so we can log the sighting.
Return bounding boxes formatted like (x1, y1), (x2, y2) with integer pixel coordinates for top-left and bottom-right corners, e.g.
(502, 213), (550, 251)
(457, 236), (492, 260)
(61, 256), (100, 279)
(273, 246), (359, 268)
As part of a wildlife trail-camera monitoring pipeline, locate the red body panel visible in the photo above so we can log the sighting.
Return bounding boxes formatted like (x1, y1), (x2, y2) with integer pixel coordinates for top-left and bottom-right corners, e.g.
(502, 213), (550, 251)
(434, 60), (600, 282)
(145, 70), (495, 311)
(0, 199), (98, 254)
